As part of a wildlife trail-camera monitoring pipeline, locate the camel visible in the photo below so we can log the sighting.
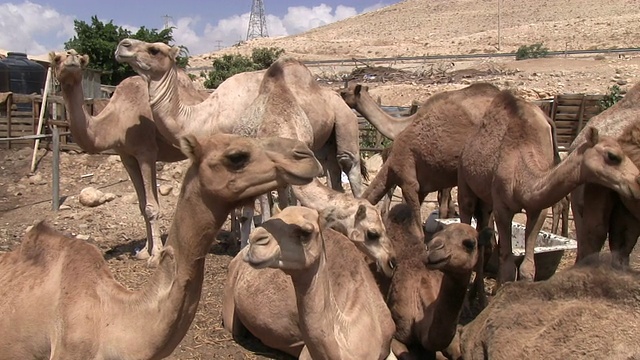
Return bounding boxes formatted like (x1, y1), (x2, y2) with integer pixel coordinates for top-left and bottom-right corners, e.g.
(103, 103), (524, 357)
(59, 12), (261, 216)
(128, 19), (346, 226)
(380, 203), (490, 360)
(457, 90), (640, 288)
(241, 206), (396, 360)
(570, 81), (640, 267)
(0, 133), (323, 359)
(49, 50), (206, 261)
(459, 255), (640, 359)
(114, 38), (364, 197)
(359, 82), (501, 233)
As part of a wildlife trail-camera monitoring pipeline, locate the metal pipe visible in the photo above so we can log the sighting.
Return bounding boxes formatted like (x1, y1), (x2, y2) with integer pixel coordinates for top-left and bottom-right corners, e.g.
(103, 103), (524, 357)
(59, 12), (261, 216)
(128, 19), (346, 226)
(52, 126), (60, 211)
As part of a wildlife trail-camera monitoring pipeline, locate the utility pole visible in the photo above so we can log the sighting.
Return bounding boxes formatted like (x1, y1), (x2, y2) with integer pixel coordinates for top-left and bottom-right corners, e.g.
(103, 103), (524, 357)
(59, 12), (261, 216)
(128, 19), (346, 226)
(161, 14), (173, 30)
(215, 40), (223, 51)
(246, 0), (268, 41)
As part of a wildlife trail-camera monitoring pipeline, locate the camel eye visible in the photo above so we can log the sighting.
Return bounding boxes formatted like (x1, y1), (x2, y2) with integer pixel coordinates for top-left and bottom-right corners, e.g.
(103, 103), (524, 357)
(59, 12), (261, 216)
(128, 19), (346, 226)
(367, 230), (380, 241)
(149, 47), (160, 55)
(54, 55), (61, 63)
(607, 151), (622, 165)
(225, 151), (250, 170)
(462, 239), (476, 252)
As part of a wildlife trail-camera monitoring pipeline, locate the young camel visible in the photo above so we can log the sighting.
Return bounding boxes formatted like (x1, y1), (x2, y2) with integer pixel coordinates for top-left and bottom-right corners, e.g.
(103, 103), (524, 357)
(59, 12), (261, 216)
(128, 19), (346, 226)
(114, 38), (364, 197)
(242, 206), (397, 360)
(49, 50), (206, 261)
(0, 133), (323, 359)
(457, 90), (640, 287)
(359, 83), (500, 233)
(570, 81), (640, 267)
(221, 187), (395, 356)
(382, 203), (491, 360)
(460, 255), (640, 359)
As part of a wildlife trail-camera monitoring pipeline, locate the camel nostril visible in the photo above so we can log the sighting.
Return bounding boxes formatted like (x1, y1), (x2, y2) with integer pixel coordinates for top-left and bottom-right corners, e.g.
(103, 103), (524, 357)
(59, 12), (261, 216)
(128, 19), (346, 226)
(389, 258), (396, 270)
(252, 234), (270, 246)
(292, 146), (312, 160)
(121, 39), (132, 48)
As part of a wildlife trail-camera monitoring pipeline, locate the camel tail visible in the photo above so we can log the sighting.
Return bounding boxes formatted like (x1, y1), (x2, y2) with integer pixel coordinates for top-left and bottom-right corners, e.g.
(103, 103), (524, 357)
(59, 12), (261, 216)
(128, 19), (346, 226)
(549, 116), (561, 165)
(360, 155), (369, 182)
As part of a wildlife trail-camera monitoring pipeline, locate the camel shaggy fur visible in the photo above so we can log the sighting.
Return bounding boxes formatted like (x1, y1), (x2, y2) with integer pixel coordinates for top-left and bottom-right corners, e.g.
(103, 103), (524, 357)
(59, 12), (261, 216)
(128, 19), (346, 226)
(0, 133), (323, 359)
(382, 203), (491, 360)
(241, 206), (396, 360)
(49, 50), (206, 262)
(570, 81), (640, 267)
(460, 255), (640, 360)
(457, 90), (640, 287)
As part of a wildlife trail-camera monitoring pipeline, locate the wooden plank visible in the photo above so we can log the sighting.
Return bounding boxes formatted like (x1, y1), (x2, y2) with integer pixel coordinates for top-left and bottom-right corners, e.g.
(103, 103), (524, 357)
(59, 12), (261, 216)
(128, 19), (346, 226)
(555, 94), (586, 101)
(576, 96), (587, 133)
(555, 105), (582, 113)
(554, 113), (582, 121)
(550, 95), (559, 122)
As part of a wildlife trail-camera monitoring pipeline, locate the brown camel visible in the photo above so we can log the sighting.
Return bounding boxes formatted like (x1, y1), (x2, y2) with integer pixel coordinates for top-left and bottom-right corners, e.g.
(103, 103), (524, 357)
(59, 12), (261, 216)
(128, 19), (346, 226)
(0, 133), (323, 359)
(381, 203), (490, 360)
(242, 206), (396, 360)
(457, 90), (640, 288)
(114, 38), (365, 197)
(221, 192), (396, 356)
(361, 83), (500, 235)
(49, 50), (206, 261)
(570, 81), (640, 267)
(459, 255), (640, 359)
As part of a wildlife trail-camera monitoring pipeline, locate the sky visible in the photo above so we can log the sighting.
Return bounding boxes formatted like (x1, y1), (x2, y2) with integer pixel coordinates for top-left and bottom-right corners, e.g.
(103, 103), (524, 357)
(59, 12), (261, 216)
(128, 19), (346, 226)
(0, 0), (396, 56)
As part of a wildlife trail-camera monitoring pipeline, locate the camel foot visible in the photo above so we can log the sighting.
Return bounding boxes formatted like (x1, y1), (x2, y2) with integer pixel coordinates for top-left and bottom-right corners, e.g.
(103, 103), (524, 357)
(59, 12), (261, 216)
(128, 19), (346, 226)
(518, 257), (535, 281)
(134, 247), (151, 260)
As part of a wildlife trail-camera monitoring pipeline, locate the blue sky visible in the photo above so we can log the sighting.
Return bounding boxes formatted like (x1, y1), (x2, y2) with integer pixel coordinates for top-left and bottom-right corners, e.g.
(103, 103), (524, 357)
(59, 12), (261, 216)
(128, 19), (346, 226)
(0, 0), (395, 56)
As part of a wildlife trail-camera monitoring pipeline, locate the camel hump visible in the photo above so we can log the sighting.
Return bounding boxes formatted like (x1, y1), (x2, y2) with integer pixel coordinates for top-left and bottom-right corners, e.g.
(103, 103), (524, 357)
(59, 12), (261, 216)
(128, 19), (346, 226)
(464, 82), (500, 96)
(264, 55), (301, 80)
(21, 221), (64, 264)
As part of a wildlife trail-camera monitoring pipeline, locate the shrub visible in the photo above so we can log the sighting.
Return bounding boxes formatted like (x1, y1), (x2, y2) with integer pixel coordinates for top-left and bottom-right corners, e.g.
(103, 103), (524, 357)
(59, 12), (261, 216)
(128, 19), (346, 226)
(515, 43), (549, 60)
(599, 84), (623, 111)
(202, 47), (285, 89)
(251, 47), (285, 69)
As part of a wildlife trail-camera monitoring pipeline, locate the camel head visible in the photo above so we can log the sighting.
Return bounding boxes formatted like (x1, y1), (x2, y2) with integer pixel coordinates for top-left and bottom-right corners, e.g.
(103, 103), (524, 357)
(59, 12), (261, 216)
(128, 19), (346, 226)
(578, 126), (640, 199)
(48, 49), (89, 84)
(320, 201), (396, 277)
(244, 206), (323, 272)
(180, 134), (323, 205)
(115, 38), (179, 81)
(424, 224), (492, 274)
(339, 82), (369, 109)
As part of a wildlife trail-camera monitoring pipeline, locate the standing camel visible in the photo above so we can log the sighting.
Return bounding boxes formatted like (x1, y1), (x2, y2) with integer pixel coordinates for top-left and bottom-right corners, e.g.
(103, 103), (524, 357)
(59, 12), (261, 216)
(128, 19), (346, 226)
(242, 206), (396, 360)
(0, 133), (323, 359)
(49, 50), (206, 262)
(457, 90), (640, 287)
(570, 81), (640, 267)
(114, 38), (364, 196)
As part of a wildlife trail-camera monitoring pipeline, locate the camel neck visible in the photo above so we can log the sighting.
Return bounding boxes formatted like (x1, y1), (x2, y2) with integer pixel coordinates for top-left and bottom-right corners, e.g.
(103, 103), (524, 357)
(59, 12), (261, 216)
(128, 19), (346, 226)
(287, 243), (342, 360)
(59, 81), (99, 152)
(520, 144), (586, 209)
(292, 178), (341, 211)
(147, 65), (194, 145)
(427, 271), (471, 350)
(355, 91), (414, 139)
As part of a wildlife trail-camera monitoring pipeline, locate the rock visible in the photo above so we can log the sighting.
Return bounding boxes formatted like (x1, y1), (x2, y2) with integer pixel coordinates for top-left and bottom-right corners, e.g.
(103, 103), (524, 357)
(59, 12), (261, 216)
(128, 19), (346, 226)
(76, 234), (91, 241)
(78, 187), (106, 207)
(617, 79), (628, 86)
(159, 184), (173, 196)
(58, 205), (72, 211)
(172, 169), (183, 180)
(100, 193), (117, 203)
(28, 174), (45, 186)
(121, 192), (138, 204)
(156, 162), (165, 172)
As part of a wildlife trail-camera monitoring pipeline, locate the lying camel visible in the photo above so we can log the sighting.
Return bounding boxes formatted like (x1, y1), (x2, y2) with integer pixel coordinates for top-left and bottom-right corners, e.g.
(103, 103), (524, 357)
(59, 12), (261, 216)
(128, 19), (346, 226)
(457, 90), (640, 287)
(382, 203), (491, 360)
(49, 50), (206, 261)
(242, 206), (396, 360)
(460, 255), (640, 359)
(570, 81), (640, 267)
(221, 181), (396, 356)
(0, 133), (323, 359)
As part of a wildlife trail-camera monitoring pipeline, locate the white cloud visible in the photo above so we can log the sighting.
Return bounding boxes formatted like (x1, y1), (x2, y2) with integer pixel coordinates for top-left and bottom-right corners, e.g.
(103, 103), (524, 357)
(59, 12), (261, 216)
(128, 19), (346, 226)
(0, 1), (74, 55)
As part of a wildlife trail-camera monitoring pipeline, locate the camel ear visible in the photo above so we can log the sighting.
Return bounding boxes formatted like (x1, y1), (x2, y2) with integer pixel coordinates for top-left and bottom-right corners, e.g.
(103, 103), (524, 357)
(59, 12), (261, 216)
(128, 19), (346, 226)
(48, 51), (58, 64)
(179, 135), (201, 162)
(355, 204), (367, 222)
(585, 126), (599, 146)
(348, 228), (365, 243)
(169, 46), (181, 61)
(80, 54), (89, 68)
(354, 84), (362, 95)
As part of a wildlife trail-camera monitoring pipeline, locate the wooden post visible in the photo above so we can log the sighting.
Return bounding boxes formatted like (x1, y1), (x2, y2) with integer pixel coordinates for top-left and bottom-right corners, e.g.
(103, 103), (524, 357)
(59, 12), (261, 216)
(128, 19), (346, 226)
(30, 67), (52, 172)
(52, 126), (60, 211)
(5, 94), (12, 149)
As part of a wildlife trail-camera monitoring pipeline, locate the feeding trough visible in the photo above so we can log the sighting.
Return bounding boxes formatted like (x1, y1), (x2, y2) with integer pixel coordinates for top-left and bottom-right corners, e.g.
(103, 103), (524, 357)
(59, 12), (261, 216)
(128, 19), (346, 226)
(433, 216), (577, 281)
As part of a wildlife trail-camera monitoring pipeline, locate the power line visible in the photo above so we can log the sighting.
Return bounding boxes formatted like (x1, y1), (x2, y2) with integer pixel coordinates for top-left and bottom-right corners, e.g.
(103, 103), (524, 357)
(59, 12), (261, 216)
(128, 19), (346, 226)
(161, 14), (173, 30)
(246, 0), (268, 41)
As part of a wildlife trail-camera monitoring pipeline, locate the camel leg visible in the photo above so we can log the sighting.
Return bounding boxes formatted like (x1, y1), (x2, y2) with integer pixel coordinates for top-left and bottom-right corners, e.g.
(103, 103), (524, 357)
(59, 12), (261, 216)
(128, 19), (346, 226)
(321, 144), (344, 192)
(334, 104), (365, 197)
(119, 154), (162, 262)
(364, 162), (397, 205)
(456, 175), (477, 226)
(437, 187), (457, 219)
(399, 176), (424, 236)
(239, 205), (255, 249)
(494, 207), (517, 288)
(519, 208), (547, 281)
(551, 201), (561, 235)
(390, 339), (415, 360)
(561, 196), (570, 238)
(337, 150), (364, 197)
(575, 184), (614, 263)
(259, 193), (271, 222)
(609, 203), (640, 269)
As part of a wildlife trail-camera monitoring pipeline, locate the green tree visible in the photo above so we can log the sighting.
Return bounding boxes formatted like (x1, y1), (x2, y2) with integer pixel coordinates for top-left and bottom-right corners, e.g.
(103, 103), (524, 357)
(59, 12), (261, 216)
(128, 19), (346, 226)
(202, 47), (285, 89)
(251, 47), (285, 69)
(64, 16), (188, 85)
(599, 84), (624, 111)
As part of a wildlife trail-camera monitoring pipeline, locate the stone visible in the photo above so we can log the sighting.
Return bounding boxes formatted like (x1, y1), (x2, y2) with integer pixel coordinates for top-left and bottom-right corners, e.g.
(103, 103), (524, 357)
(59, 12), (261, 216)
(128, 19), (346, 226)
(78, 187), (106, 207)
(76, 234), (91, 241)
(617, 79), (628, 86)
(28, 173), (44, 185)
(58, 205), (72, 211)
(100, 193), (117, 203)
(121, 192), (138, 204)
(159, 184), (173, 196)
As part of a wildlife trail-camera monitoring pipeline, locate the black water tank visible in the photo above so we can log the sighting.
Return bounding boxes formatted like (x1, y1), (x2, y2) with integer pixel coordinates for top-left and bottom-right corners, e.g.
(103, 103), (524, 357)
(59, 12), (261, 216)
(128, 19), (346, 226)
(0, 52), (46, 110)
(0, 61), (9, 93)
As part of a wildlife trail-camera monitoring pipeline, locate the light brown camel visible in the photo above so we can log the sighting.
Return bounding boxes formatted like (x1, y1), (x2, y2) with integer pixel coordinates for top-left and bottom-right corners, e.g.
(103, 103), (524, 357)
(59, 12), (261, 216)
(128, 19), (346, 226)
(359, 83), (501, 234)
(221, 189), (396, 356)
(457, 90), (640, 288)
(459, 255), (640, 359)
(380, 203), (490, 360)
(570, 81), (640, 267)
(241, 206), (396, 360)
(49, 50), (206, 261)
(114, 38), (365, 197)
(0, 133), (323, 359)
